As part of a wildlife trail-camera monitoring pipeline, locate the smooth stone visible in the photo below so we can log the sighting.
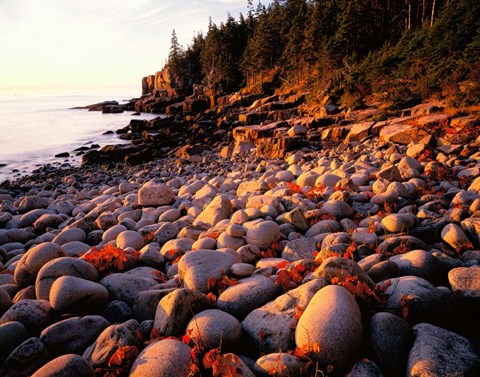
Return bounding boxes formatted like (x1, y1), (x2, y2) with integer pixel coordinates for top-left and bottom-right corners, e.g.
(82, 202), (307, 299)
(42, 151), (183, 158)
(132, 289), (176, 322)
(61, 241), (90, 257)
(379, 276), (452, 325)
(369, 312), (413, 376)
(217, 232), (245, 250)
(52, 228), (86, 246)
(193, 195), (233, 228)
(318, 200), (354, 219)
(39, 316), (109, 355)
(0, 337), (50, 376)
(316, 173), (342, 187)
(50, 276), (108, 313)
(138, 181), (175, 206)
(304, 220), (342, 238)
(158, 208), (181, 222)
(314, 257), (376, 289)
(0, 299), (53, 334)
(99, 267), (158, 305)
(295, 285), (363, 372)
(390, 250), (444, 285)
(254, 353), (305, 376)
(35, 257), (98, 300)
(14, 242), (65, 287)
(186, 309), (242, 350)
(102, 224), (127, 243)
(154, 288), (212, 337)
(245, 221), (280, 249)
(217, 275), (279, 321)
(237, 244), (261, 264)
(281, 237), (317, 262)
(0, 321), (29, 359)
(83, 319), (142, 368)
(160, 238), (195, 260)
(116, 230), (145, 250)
(448, 266), (480, 300)
(153, 222), (179, 244)
(242, 279), (325, 353)
(367, 260), (400, 283)
(345, 359), (384, 377)
(178, 249), (237, 293)
(231, 262), (255, 277)
(0, 286), (12, 315)
(407, 323), (480, 377)
(381, 214), (415, 233)
(351, 227), (378, 245)
(227, 223), (246, 238)
(33, 214), (64, 233)
(139, 243), (164, 267)
(99, 300), (132, 324)
(31, 354), (95, 377)
(129, 338), (193, 377)
(441, 223), (472, 252)
(237, 180), (270, 196)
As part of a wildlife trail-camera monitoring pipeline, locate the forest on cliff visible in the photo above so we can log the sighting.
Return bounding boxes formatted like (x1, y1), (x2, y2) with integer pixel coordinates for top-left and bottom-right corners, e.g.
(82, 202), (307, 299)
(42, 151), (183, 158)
(165, 0), (480, 109)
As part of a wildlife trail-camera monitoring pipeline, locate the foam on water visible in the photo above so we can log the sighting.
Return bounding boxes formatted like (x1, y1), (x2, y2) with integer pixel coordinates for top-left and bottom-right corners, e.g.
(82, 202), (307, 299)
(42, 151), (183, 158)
(0, 95), (157, 183)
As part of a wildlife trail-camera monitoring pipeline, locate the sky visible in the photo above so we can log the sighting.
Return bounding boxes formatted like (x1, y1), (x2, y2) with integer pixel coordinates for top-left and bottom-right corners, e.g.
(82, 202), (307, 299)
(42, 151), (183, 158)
(0, 0), (262, 96)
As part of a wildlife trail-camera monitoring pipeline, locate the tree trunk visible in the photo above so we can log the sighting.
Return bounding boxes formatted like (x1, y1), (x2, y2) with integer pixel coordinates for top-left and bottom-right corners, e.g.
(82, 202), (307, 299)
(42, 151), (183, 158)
(408, 1), (412, 30)
(431, 0), (436, 27)
(422, 0), (426, 24)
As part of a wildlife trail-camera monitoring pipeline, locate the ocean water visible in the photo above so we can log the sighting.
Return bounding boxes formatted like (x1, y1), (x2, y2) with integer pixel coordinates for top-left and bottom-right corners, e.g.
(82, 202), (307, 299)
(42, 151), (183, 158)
(0, 95), (157, 183)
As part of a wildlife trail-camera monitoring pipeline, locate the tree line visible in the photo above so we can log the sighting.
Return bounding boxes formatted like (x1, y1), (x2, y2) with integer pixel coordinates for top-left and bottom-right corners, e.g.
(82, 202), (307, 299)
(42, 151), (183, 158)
(165, 0), (479, 106)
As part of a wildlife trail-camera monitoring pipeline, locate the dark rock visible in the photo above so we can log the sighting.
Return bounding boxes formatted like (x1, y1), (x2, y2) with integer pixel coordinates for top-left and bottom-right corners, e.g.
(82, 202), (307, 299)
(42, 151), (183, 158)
(407, 323), (479, 377)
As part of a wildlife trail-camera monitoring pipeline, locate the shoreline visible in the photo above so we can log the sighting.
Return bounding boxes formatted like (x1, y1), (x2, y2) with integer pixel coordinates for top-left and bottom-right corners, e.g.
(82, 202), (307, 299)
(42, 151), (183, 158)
(0, 93), (479, 376)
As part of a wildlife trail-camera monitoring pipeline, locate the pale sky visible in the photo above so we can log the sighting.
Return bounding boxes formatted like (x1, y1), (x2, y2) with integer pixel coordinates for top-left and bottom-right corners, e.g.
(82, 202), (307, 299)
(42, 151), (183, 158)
(0, 0), (261, 96)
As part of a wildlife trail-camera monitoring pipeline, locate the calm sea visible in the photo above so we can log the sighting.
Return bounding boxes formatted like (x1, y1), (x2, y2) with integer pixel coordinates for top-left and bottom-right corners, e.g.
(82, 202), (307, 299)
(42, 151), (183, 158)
(0, 95), (157, 183)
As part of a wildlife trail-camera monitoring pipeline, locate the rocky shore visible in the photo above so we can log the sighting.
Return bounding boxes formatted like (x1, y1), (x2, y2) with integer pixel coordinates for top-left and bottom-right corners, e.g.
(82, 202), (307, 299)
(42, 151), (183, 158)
(0, 90), (480, 376)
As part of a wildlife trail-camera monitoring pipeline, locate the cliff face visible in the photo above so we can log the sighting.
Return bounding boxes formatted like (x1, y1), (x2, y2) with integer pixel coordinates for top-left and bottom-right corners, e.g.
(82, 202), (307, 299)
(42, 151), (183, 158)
(141, 67), (173, 96)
